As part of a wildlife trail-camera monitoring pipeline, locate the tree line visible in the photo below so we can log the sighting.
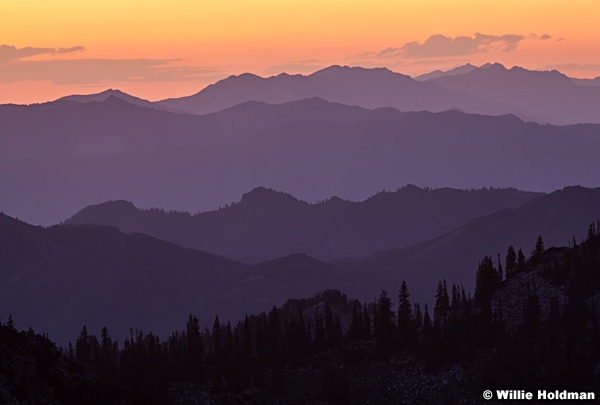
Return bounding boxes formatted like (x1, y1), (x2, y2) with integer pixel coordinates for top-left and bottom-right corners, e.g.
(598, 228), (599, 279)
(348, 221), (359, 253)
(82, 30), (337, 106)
(42, 221), (600, 402)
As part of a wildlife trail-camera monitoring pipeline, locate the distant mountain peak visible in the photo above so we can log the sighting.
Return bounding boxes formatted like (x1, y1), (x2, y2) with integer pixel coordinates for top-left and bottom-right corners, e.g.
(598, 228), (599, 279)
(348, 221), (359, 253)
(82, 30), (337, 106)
(310, 65), (397, 80)
(480, 62), (507, 71)
(67, 200), (138, 224)
(414, 63), (477, 81)
(102, 94), (127, 103)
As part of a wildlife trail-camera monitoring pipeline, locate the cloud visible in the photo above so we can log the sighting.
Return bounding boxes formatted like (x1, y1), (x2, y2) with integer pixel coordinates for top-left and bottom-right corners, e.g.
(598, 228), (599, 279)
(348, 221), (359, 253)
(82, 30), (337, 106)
(0, 44), (84, 63)
(0, 43), (224, 85)
(377, 47), (400, 59)
(540, 34), (552, 40)
(397, 33), (525, 59)
(0, 58), (223, 84)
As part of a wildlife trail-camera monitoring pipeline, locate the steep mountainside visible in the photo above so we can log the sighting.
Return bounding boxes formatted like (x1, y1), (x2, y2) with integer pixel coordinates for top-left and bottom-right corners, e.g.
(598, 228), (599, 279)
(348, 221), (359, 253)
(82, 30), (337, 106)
(342, 186), (600, 305)
(0, 213), (383, 345)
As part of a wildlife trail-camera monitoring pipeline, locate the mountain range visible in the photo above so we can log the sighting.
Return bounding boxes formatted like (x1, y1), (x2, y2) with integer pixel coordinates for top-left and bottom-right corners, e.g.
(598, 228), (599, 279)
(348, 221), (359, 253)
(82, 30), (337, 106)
(157, 65), (521, 118)
(65, 185), (541, 262)
(426, 63), (600, 125)
(30, 63), (600, 126)
(2, 95), (599, 226)
(0, 212), (384, 345)
(154, 63), (600, 124)
(341, 185), (600, 304)
(2, 185), (599, 346)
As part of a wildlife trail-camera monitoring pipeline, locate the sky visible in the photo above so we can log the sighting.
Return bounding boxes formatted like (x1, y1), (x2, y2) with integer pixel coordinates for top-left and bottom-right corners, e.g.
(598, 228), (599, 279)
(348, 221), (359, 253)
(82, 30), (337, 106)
(1, 0), (599, 104)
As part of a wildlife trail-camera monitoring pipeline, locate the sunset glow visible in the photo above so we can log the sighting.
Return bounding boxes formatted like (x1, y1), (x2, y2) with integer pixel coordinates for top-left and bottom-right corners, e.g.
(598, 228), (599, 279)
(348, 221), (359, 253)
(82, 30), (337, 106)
(2, 0), (599, 104)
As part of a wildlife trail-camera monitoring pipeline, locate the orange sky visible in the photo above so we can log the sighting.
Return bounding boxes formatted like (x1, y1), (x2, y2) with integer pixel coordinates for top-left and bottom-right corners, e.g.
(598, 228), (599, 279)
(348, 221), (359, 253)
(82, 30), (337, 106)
(1, 0), (599, 104)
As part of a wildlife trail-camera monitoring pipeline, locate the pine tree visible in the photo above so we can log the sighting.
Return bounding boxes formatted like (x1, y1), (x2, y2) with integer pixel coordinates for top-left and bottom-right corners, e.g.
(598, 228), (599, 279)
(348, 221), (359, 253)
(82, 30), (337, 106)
(75, 325), (92, 364)
(397, 281), (412, 347)
(534, 235), (545, 258)
(474, 256), (499, 308)
(185, 315), (204, 382)
(98, 326), (117, 382)
(517, 248), (527, 273)
(505, 245), (517, 280)
(211, 316), (223, 393)
(375, 290), (395, 356)
(434, 280), (450, 329)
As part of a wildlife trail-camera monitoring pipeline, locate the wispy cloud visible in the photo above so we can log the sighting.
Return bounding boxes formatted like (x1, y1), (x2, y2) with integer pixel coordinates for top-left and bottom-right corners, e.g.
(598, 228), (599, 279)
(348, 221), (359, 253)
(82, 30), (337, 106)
(0, 44), (84, 63)
(0, 44), (222, 84)
(392, 33), (525, 59)
(346, 32), (554, 73)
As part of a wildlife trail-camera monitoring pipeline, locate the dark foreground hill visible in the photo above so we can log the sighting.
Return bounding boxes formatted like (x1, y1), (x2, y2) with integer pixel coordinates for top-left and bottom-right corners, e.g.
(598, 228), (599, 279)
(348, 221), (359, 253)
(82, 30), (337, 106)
(4, 221), (599, 404)
(0, 213), (387, 345)
(3, 186), (599, 347)
(341, 185), (600, 306)
(65, 185), (541, 262)
(0, 324), (133, 404)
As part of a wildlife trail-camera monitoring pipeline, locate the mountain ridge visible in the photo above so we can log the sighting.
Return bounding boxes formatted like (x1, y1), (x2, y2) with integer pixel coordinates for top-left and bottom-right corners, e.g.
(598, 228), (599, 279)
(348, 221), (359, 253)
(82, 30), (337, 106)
(65, 185), (542, 262)
(428, 63), (600, 124)
(157, 64), (524, 118)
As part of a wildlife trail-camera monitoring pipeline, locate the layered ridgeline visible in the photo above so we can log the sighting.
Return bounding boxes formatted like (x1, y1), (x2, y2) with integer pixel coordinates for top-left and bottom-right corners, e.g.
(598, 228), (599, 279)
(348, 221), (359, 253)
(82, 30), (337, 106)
(3, 220), (599, 404)
(0, 212), (386, 345)
(423, 63), (600, 125)
(50, 64), (600, 125)
(157, 64), (600, 124)
(65, 185), (541, 262)
(157, 65), (515, 117)
(340, 185), (600, 305)
(3, 186), (600, 346)
(2, 96), (600, 225)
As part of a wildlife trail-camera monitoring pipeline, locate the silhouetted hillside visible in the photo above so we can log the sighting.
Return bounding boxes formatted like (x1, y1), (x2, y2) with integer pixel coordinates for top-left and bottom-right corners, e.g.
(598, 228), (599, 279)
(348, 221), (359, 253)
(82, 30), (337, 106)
(0, 324), (132, 404)
(65, 185), (541, 262)
(28, 222), (599, 403)
(342, 186), (600, 305)
(0, 213), (383, 345)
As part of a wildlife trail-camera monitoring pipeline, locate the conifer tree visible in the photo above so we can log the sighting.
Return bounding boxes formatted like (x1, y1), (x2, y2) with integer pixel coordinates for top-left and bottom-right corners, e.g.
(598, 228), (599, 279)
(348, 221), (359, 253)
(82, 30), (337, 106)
(517, 248), (527, 273)
(185, 315), (204, 382)
(534, 235), (545, 258)
(375, 290), (395, 356)
(434, 280), (450, 329)
(505, 245), (517, 280)
(397, 281), (412, 347)
(76, 325), (92, 364)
